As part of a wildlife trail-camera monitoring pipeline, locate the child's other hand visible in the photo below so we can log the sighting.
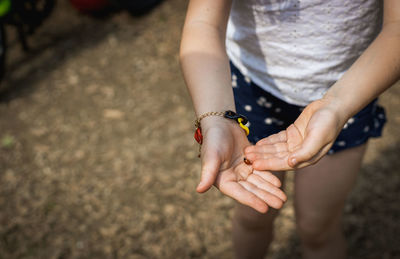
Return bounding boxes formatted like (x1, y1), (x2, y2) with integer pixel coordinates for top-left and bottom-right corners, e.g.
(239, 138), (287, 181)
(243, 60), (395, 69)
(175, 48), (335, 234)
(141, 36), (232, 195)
(197, 116), (287, 213)
(244, 99), (344, 171)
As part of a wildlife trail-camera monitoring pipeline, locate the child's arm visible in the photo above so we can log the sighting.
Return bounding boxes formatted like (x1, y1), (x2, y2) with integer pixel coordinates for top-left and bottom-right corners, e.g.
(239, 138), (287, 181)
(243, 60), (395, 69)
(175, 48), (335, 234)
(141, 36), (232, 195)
(245, 0), (400, 171)
(180, 0), (287, 213)
(180, 0), (233, 116)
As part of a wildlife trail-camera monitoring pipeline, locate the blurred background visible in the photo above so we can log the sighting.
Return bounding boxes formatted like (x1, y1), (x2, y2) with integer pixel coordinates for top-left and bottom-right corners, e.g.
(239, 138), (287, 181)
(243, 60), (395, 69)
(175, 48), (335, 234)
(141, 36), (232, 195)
(0, 0), (399, 258)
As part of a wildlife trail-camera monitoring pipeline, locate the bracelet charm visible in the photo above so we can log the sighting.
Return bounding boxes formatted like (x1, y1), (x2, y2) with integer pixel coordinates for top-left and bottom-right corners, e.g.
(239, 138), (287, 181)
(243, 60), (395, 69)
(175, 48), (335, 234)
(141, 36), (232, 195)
(194, 110), (250, 157)
(194, 127), (203, 145)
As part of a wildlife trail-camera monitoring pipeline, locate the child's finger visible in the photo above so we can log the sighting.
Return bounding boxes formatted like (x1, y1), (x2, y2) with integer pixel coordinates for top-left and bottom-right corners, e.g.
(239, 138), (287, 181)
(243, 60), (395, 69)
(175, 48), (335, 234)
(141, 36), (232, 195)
(292, 143), (332, 169)
(246, 174), (287, 202)
(238, 181), (284, 209)
(252, 170), (282, 187)
(197, 149), (222, 193)
(287, 130), (328, 167)
(256, 130), (287, 145)
(252, 156), (292, 171)
(220, 181), (268, 213)
(246, 150), (289, 163)
(245, 142), (289, 155)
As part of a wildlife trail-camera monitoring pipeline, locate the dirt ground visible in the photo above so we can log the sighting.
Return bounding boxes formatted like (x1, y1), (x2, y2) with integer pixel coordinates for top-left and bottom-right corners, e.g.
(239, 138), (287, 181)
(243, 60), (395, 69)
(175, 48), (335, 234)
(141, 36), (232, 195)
(0, 1), (399, 258)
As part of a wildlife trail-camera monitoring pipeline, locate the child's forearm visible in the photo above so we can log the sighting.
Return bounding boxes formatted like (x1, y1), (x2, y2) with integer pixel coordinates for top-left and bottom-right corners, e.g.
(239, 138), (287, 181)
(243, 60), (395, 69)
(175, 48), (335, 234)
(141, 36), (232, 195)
(324, 20), (400, 125)
(180, 25), (234, 116)
(179, 0), (233, 117)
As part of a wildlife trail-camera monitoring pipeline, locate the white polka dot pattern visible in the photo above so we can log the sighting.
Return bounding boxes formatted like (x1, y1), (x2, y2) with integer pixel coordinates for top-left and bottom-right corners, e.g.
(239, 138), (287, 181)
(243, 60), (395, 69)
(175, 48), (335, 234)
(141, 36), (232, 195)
(256, 96), (267, 106)
(244, 105), (252, 111)
(264, 118), (273, 125)
(231, 59), (387, 156)
(232, 80), (237, 88)
(264, 102), (273, 108)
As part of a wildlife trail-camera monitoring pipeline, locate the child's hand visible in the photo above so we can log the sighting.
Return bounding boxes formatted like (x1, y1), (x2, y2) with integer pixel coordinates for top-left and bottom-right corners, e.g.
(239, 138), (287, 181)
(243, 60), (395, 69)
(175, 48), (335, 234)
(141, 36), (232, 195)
(197, 117), (287, 213)
(244, 99), (344, 171)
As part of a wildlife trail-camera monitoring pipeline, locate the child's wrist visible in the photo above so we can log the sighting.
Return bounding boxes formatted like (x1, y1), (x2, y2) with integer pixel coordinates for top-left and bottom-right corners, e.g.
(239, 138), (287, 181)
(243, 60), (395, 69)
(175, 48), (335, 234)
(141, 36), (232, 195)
(196, 110), (249, 136)
(193, 110), (250, 157)
(320, 95), (352, 127)
(201, 115), (238, 133)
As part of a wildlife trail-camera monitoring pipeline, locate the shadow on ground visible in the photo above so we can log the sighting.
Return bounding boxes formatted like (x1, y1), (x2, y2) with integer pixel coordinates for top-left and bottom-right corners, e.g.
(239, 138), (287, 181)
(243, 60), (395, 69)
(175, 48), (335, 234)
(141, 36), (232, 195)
(0, 1), (155, 102)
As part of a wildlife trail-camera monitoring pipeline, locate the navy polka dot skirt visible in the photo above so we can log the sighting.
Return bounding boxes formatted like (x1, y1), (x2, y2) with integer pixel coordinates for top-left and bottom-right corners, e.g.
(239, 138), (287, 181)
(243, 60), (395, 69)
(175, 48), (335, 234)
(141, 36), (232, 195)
(230, 62), (387, 154)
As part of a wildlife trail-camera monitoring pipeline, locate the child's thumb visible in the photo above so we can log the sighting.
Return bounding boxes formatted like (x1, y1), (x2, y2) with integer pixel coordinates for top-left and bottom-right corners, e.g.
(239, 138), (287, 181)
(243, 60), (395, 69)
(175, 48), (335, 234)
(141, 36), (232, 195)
(196, 150), (221, 193)
(288, 132), (326, 168)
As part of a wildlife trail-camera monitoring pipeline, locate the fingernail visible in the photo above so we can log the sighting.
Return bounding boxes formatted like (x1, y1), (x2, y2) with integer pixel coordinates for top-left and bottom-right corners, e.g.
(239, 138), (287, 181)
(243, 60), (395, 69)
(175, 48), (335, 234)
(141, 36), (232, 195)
(290, 158), (297, 167)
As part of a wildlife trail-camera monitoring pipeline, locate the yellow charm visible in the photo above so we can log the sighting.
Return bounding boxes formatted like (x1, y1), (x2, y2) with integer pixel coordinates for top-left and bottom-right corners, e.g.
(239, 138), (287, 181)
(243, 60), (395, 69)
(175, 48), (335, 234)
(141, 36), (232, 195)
(238, 118), (250, 136)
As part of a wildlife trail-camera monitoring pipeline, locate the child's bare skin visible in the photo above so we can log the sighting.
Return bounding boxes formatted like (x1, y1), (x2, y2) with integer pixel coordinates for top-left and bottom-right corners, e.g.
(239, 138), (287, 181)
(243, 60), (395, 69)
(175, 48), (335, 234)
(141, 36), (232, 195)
(246, 0), (400, 170)
(180, 0), (400, 258)
(196, 116), (287, 214)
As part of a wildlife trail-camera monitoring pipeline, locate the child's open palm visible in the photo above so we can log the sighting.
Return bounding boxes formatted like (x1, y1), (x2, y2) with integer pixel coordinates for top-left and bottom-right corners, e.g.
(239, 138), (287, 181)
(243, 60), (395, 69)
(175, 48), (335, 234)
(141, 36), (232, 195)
(197, 118), (287, 213)
(245, 99), (344, 171)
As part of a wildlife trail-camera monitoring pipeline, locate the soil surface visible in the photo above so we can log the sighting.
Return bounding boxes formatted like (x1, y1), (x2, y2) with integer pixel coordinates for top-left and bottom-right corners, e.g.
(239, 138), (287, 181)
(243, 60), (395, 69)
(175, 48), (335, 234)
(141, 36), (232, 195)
(0, 1), (399, 258)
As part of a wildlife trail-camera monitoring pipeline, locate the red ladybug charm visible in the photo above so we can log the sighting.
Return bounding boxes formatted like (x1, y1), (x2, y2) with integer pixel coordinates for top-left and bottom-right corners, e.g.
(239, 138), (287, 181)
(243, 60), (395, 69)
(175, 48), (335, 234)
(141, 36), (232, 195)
(194, 127), (203, 144)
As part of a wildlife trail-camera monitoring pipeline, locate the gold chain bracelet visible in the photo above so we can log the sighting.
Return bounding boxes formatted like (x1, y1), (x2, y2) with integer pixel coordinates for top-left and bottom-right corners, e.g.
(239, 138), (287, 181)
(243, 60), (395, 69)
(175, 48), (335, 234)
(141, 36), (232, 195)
(194, 111), (225, 129)
(194, 110), (250, 157)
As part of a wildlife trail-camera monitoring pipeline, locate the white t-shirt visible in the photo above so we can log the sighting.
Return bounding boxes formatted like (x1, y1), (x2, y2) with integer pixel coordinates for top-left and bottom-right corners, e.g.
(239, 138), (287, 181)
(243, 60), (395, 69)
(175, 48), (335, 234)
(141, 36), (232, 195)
(226, 0), (382, 106)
